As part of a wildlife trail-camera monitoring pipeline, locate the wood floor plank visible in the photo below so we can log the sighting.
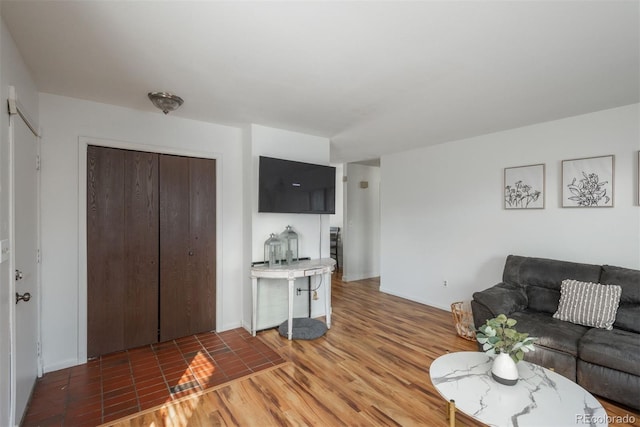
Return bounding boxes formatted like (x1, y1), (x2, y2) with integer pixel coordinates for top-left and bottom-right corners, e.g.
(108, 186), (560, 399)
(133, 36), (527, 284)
(106, 274), (640, 427)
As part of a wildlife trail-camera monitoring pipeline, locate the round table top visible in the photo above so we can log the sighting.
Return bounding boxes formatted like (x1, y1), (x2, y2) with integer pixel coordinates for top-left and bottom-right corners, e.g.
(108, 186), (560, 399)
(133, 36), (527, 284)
(429, 351), (607, 427)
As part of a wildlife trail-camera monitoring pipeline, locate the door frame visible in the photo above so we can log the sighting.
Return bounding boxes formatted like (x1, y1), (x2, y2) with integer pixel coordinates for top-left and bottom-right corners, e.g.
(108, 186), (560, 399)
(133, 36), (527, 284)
(8, 89), (42, 426)
(77, 137), (222, 363)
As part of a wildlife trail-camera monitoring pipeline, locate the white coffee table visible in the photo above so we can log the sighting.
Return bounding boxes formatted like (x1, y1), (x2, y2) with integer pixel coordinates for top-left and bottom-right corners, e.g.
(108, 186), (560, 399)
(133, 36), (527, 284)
(429, 351), (608, 427)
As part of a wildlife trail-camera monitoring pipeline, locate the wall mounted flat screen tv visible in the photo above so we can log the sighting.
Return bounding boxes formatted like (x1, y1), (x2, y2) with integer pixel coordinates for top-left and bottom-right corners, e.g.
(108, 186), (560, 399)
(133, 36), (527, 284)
(259, 156), (336, 214)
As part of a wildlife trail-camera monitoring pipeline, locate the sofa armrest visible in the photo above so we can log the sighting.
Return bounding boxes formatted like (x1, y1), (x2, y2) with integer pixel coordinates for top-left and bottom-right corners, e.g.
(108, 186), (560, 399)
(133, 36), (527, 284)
(471, 282), (528, 328)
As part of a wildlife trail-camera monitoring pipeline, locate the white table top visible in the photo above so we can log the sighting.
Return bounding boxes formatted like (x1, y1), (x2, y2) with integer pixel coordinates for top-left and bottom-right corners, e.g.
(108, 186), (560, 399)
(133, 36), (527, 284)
(429, 351), (607, 427)
(250, 258), (336, 278)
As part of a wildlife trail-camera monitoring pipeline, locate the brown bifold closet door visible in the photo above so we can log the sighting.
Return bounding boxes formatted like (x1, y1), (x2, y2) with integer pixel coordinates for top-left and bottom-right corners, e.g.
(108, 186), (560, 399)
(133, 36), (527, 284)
(159, 154), (216, 341)
(87, 146), (159, 357)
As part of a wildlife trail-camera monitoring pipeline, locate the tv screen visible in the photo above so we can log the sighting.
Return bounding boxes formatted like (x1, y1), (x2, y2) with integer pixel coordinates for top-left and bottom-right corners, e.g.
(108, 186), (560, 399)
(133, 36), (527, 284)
(259, 156), (336, 214)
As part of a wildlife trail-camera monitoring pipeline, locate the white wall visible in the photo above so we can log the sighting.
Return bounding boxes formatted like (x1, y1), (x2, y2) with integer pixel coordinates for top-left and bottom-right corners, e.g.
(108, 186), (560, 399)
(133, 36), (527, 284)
(38, 94), (244, 372)
(343, 163), (381, 281)
(249, 124), (332, 330)
(0, 17), (40, 426)
(380, 104), (640, 311)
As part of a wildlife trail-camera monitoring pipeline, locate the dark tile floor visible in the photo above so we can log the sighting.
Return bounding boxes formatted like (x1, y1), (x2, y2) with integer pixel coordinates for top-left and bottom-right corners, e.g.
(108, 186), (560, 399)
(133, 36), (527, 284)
(22, 328), (285, 426)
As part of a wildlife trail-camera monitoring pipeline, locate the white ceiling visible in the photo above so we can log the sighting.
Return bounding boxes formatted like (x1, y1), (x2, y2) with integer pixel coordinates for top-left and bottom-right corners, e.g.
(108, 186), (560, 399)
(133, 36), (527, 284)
(2, 1), (638, 163)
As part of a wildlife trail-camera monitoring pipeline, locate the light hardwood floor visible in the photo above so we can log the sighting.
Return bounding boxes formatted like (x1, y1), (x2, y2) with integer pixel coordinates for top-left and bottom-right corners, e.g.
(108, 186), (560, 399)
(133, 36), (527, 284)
(107, 274), (640, 427)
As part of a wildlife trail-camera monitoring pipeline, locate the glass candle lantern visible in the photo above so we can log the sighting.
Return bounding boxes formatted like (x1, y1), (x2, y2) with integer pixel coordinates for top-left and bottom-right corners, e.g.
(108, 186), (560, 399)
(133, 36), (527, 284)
(264, 233), (282, 267)
(280, 225), (299, 265)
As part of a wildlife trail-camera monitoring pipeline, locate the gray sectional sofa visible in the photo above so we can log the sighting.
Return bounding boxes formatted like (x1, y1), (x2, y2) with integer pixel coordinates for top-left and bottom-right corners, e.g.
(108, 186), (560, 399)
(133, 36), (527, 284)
(471, 255), (640, 410)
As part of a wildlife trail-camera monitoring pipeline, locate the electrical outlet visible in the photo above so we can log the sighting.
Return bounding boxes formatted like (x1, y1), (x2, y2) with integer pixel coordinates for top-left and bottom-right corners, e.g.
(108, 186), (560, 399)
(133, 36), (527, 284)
(296, 288), (301, 296)
(443, 280), (448, 287)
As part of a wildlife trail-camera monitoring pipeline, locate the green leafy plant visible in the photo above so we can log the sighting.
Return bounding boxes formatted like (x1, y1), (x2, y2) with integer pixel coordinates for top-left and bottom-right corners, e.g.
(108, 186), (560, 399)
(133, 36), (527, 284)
(476, 314), (536, 363)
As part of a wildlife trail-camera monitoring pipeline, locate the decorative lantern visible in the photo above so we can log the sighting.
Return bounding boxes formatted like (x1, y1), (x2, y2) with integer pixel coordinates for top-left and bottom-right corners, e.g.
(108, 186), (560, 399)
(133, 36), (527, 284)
(264, 233), (282, 267)
(280, 225), (299, 265)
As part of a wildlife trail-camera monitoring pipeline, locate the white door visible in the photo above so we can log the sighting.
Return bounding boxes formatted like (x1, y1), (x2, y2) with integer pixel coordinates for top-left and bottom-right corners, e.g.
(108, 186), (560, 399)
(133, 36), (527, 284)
(12, 115), (39, 424)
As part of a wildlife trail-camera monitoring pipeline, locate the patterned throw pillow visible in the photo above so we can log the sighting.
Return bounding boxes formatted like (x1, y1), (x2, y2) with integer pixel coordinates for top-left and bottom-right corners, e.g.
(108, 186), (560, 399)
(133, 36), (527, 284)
(553, 279), (622, 330)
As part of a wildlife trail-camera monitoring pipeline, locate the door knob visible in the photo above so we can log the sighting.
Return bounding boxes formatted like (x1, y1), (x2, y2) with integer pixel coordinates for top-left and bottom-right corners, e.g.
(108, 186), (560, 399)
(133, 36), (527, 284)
(16, 292), (31, 304)
(15, 270), (23, 281)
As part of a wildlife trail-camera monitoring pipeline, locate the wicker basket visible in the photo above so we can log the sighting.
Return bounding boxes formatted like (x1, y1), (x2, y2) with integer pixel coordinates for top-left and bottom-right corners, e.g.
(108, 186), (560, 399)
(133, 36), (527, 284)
(451, 301), (476, 341)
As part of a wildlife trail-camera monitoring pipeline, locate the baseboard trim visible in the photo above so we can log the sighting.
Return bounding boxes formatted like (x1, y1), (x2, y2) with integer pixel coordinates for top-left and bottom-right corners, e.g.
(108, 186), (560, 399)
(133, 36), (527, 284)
(217, 321), (243, 333)
(43, 358), (79, 374)
(379, 287), (450, 312)
(342, 271), (380, 282)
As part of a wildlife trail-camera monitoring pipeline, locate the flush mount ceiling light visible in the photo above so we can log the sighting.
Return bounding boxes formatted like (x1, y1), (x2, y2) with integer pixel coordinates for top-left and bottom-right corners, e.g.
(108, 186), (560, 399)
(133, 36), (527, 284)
(147, 91), (184, 114)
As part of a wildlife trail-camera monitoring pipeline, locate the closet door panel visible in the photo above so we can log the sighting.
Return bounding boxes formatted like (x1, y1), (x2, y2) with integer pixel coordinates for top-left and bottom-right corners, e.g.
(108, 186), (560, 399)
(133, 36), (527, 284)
(188, 157), (216, 335)
(123, 151), (159, 349)
(159, 155), (216, 341)
(159, 155), (192, 341)
(87, 146), (159, 357)
(88, 146), (125, 356)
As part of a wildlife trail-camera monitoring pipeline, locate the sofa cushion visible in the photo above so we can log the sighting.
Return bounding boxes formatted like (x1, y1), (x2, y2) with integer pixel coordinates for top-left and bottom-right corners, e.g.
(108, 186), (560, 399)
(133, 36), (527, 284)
(579, 328), (640, 377)
(509, 311), (589, 357)
(614, 304), (640, 334)
(503, 256), (602, 313)
(600, 264), (640, 304)
(518, 257), (602, 290)
(522, 344), (578, 382)
(553, 280), (622, 330)
(527, 287), (561, 315)
(471, 282), (528, 320)
(577, 360), (640, 411)
(502, 255), (528, 285)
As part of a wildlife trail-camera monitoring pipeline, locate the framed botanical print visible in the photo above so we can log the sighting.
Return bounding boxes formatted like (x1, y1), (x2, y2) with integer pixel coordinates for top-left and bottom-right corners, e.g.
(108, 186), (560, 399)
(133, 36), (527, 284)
(562, 155), (614, 208)
(504, 163), (545, 209)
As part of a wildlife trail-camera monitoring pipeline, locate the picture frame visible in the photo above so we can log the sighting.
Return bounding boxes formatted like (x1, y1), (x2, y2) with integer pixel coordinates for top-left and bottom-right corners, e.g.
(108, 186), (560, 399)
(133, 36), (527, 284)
(504, 163), (545, 209)
(562, 155), (614, 208)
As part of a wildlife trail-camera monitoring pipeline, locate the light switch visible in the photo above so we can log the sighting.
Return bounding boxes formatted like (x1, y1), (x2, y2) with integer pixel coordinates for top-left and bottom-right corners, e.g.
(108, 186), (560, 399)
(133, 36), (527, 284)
(1, 239), (9, 263)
